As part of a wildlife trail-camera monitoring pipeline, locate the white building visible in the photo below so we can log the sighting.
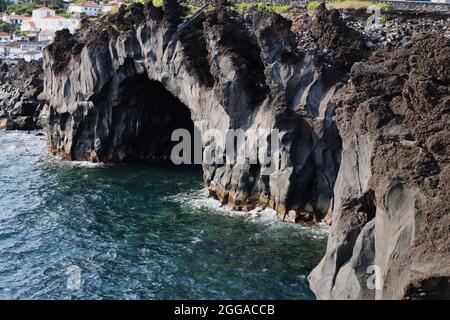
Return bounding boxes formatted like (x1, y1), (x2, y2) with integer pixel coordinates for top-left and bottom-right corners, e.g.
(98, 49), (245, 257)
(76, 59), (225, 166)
(32, 7), (56, 20)
(68, 2), (102, 16)
(1, 14), (32, 25)
(101, 3), (116, 13)
(38, 30), (56, 42)
(20, 42), (46, 53)
(101, 1), (124, 13)
(23, 51), (43, 61)
(0, 42), (22, 59)
(21, 20), (39, 33)
(35, 15), (73, 32)
(12, 34), (27, 42)
(20, 7), (78, 34)
(0, 41), (47, 60)
(0, 32), (12, 42)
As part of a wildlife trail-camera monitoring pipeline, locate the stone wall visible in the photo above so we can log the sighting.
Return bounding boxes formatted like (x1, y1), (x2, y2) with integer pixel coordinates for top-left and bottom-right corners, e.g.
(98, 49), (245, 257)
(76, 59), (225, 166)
(184, 0), (450, 14)
(184, 0), (307, 7)
(378, 0), (449, 12)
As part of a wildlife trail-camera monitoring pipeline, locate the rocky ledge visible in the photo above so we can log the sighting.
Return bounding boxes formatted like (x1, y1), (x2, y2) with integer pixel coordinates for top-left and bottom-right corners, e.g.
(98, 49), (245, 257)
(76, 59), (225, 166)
(40, 1), (449, 299)
(0, 59), (45, 131)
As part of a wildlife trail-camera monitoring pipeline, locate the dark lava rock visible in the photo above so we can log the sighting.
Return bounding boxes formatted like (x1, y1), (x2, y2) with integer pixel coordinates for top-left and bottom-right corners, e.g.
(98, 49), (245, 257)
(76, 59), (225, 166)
(309, 33), (450, 300)
(310, 3), (368, 71)
(0, 59), (45, 131)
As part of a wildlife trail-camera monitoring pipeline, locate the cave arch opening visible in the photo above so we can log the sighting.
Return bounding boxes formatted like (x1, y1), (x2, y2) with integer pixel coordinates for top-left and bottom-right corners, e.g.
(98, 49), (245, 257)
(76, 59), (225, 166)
(101, 74), (198, 169)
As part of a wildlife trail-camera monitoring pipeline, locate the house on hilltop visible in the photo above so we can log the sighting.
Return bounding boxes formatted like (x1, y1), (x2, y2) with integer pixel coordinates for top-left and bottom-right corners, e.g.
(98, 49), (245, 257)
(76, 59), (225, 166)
(0, 32), (12, 42)
(68, 2), (102, 16)
(1, 14), (32, 26)
(20, 7), (78, 34)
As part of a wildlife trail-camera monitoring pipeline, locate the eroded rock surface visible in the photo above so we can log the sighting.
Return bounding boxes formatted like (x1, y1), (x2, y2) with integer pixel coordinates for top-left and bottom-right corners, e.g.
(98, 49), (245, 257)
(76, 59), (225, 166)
(0, 59), (45, 130)
(309, 33), (450, 300)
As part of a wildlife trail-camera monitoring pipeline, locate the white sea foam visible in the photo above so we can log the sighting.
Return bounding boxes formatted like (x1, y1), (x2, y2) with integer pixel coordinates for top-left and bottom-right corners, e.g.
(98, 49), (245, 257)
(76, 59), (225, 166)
(63, 160), (106, 168)
(166, 189), (330, 239)
(45, 154), (107, 168)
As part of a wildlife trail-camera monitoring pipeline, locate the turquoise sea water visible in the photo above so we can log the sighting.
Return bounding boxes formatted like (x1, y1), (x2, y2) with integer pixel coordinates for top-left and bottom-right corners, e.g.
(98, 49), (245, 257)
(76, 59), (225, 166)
(0, 131), (327, 300)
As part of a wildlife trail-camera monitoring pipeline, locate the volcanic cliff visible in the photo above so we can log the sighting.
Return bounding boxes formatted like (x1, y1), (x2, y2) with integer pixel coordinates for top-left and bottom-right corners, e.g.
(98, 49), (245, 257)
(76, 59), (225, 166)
(42, 1), (343, 223)
(40, 1), (450, 299)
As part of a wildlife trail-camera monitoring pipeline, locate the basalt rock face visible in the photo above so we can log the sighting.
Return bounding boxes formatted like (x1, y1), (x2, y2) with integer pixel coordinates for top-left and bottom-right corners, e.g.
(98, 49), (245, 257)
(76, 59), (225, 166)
(309, 33), (450, 299)
(0, 59), (45, 131)
(42, 1), (342, 222)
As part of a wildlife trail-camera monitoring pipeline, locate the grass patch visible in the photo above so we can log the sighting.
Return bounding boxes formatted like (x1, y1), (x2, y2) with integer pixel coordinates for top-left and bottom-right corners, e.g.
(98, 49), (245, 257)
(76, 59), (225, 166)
(307, 0), (389, 11)
(0, 22), (19, 34)
(234, 3), (292, 14)
(152, 0), (163, 7)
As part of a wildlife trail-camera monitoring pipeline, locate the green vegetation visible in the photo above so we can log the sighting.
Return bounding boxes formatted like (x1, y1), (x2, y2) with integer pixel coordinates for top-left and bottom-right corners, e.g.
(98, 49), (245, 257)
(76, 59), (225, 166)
(3, 0), (66, 15)
(5, 3), (38, 16)
(182, 3), (199, 18)
(233, 2), (292, 14)
(0, 21), (19, 34)
(307, 0), (389, 11)
(125, 1), (291, 16)
(307, 1), (321, 10)
(110, 5), (120, 14)
(380, 14), (388, 26)
(57, 11), (74, 18)
(0, 0), (10, 13)
(152, 0), (163, 7)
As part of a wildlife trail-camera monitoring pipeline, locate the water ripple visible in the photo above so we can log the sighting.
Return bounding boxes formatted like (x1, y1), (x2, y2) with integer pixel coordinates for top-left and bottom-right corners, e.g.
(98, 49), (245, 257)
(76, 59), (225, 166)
(0, 131), (326, 300)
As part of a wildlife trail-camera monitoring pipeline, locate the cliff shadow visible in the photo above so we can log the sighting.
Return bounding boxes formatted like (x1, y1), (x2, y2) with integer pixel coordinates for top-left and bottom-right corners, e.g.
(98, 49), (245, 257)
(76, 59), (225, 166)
(87, 72), (197, 168)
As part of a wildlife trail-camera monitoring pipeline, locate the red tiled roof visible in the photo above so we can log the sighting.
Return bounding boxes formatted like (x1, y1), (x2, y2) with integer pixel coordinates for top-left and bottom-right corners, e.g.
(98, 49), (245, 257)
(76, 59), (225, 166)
(25, 21), (37, 29)
(79, 1), (99, 7)
(0, 32), (11, 37)
(1, 42), (20, 48)
(6, 15), (32, 20)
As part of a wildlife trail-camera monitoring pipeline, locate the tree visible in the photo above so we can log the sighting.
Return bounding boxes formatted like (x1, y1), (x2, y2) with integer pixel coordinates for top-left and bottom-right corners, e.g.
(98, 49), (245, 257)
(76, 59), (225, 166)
(0, 0), (11, 13)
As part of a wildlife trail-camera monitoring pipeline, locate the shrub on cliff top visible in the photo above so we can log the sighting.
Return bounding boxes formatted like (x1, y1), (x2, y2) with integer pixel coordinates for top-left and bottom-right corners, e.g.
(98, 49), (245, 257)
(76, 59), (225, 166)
(308, 0), (389, 11)
(234, 2), (292, 14)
